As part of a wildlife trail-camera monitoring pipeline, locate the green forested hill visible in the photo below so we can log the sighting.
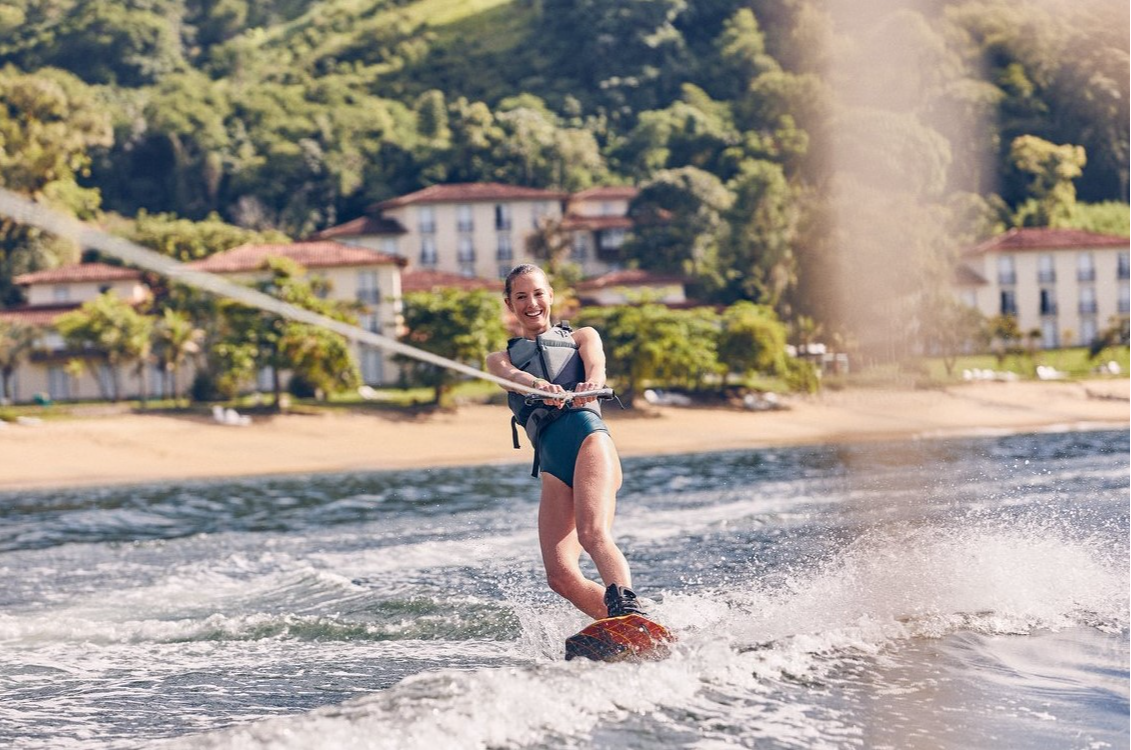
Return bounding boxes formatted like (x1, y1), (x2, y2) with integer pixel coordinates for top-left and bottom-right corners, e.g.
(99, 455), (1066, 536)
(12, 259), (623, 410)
(0, 0), (1127, 328)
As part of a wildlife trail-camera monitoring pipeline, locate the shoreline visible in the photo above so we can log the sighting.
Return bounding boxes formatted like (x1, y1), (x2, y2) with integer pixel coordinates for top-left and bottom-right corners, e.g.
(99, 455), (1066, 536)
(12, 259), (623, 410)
(1, 378), (1127, 492)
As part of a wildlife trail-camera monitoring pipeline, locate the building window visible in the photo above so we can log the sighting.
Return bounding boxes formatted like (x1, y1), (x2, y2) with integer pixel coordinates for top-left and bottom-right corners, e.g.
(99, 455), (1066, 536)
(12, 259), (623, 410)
(420, 236), (437, 267)
(1000, 289), (1017, 316)
(997, 255), (1016, 285)
(52, 285), (70, 302)
(1080, 316), (1097, 344)
(598, 228), (626, 252)
(418, 206), (436, 234)
(360, 347), (383, 385)
(457, 235), (476, 264)
(1078, 286), (1097, 314)
(47, 366), (71, 401)
(1077, 252), (1095, 282)
(1038, 254), (1056, 284)
(1039, 288), (1057, 316)
(357, 270), (380, 305)
(600, 202), (615, 216)
(1119, 284), (1130, 314)
(495, 204), (512, 231)
(571, 233), (589, 261)
(358, 312), (381, 333)
(1040, 319), (1058, 348)
(1118, 252), (1130, 280)
(498, 263), (512, 279)
(457, 204), (474, 233)
(381, 237), (398, 256)
(532, 202), (550, 228)
(496, 234), (513, 261)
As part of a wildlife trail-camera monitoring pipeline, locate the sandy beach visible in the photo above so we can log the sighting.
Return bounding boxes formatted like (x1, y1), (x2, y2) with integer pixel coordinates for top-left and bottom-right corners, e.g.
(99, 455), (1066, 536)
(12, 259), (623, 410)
(1, 378), (1127, 492)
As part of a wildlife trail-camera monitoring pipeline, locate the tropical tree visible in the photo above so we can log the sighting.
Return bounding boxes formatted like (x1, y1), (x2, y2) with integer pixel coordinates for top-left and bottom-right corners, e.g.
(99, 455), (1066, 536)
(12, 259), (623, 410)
(986, 313), (1023, 365)
(55, 292), (152, 402)
(919, 293), (986, 376)
(1009, 135), (1087, 227)
(397, 288), (509, 406)
(0, 65), (112, 305)
(622, 167), (734, 283)
(1088, 315), (1130, 360)
(0, 319), (40, 403)
(210, 257), (361, 409)
(717, 301), (789, 382)
(153, 308), (203, 404)
(719, 159), (798, 309)
(580, 303), (722, 406)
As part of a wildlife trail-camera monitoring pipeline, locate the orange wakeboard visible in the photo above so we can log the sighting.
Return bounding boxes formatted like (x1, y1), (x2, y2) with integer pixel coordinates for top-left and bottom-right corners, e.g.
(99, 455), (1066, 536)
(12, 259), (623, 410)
(564, 614), (675, 662)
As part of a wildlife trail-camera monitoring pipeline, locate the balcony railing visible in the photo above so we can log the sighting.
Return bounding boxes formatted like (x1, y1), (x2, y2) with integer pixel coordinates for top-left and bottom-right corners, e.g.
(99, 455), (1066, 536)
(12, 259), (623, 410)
(998, 272), (1017, 285)
(1078, 301), (1098, 314)
(1077, 269), (1096, 282)
(1038, 270), (1056, 283)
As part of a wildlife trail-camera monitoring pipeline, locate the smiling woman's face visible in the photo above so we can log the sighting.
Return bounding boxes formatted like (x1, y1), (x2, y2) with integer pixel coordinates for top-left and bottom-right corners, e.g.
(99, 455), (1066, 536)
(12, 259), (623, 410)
(505, 269), (554, 338)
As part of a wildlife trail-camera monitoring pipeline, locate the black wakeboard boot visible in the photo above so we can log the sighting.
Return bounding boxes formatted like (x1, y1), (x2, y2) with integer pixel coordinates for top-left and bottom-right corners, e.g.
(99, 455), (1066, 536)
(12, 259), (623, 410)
(604, 583), (647, 618)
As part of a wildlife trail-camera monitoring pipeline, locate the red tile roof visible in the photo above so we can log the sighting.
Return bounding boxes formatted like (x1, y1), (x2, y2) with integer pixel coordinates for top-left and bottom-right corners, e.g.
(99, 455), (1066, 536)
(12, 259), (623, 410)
(968, 227), (1129, 255)
(375, 183), (568, 209)
(187, 241), (406, 273)
(401, 269), (503, 293)
(308, 215), (407, 240)
(0, 303), (82, 326)
(14, 262), (141, 286)
(570, 186), (639, 202)
(577, 269), (688, 290)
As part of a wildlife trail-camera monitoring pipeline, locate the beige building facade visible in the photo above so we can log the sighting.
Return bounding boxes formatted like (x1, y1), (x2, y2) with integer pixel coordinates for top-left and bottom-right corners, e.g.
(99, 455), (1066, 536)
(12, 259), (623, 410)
(2, 263), (153, 403)
(186, 241), (407, 389)
(956, 228), (1130, 348)
(314, 182), (639, 280)
(0, 242), (407, 404)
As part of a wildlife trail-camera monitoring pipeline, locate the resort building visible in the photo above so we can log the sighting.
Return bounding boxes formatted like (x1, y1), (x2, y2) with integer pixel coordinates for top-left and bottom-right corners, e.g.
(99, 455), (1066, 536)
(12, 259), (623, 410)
(313, 183), (569, 280)
(312, 182), (639, 280)
(186, 241), (407, 387)
(955, 228), (1131, 348)
(561, 186), (637, 278)
(1, 263), (152, 403)
(0, 241), (406, 404)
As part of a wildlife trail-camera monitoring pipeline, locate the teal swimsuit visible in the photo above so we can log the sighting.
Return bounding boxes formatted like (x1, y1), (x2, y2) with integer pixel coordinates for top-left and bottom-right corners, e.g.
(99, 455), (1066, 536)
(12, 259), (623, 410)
(537, 409), (610, 487)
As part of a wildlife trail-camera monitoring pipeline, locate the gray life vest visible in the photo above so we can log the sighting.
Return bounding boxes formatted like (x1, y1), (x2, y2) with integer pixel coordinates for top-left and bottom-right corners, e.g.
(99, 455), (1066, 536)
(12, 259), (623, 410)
(506, 322), (601, 477)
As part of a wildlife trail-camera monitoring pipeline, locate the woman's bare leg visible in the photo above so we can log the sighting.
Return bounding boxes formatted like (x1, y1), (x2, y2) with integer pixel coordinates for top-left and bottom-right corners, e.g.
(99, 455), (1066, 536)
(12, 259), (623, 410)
(538, 474), (607, 619)
(571, 432), (632, 590)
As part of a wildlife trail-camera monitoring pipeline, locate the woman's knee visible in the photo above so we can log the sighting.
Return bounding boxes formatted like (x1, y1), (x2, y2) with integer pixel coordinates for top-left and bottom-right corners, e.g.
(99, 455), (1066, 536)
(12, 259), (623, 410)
(545, 568), (586, 599)
(575, 523), (615, 554)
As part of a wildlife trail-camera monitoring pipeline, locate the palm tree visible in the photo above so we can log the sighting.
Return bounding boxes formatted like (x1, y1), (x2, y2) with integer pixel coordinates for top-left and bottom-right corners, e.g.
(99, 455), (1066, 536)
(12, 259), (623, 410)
(154, 308), (203, 404)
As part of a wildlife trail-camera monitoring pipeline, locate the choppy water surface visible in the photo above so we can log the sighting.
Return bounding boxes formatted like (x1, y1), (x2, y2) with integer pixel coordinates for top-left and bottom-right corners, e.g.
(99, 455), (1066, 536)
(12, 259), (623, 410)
(1, 428), (1127, 749)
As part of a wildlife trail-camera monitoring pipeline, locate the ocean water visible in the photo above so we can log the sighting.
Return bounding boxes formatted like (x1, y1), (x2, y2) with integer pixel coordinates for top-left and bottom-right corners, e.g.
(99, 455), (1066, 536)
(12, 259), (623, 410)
(0, 428), (1127, 749)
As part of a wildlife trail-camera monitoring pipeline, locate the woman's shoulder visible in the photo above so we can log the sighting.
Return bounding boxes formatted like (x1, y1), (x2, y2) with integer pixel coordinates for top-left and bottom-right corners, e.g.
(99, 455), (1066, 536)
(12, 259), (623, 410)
(569, 326), (601, 344)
